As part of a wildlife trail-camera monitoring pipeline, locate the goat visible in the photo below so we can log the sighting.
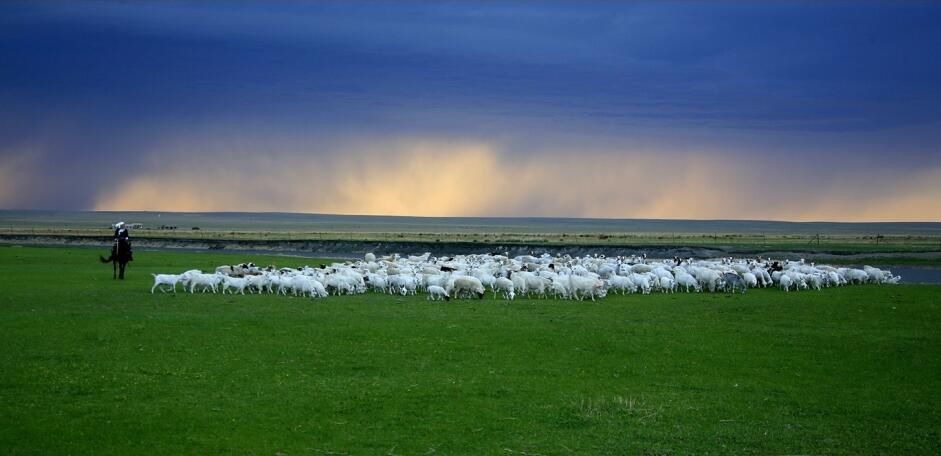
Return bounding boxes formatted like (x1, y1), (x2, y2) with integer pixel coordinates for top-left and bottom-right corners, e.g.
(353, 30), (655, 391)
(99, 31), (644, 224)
(151, 274), (181, 294)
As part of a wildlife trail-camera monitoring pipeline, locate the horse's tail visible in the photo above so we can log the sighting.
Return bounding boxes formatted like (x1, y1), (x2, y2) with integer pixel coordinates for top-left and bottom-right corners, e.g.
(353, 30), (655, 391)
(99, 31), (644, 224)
(100, 255), (114, 263)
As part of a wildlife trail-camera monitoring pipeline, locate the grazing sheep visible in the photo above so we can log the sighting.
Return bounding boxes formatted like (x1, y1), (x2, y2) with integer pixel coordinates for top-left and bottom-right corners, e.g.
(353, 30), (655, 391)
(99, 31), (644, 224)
(844, 268), (870, 285)
(659, 275), (676, 293)
(567, 274), (606, 301)
(447, 276), (486, 299)
(752, 268), (772, 287)
(742, 272), (758, 289)
(324, 274), (355, 295)
(779, 274), (793, 292)
(673, 270), (700, 293)
(493, 277), (516, 300)
(607, 275), (636, 294)
(864, 266), (893, 284)
(722, 272), (747, 294)
(427, 285), (450, 301)
(630, 273), (652, 295)
(158, 252), (900, 302)
(309, 279), (329, 298)
(387, 274), (418, 296)
(694, 269), (721, 292)
(364, 273), (389, 293)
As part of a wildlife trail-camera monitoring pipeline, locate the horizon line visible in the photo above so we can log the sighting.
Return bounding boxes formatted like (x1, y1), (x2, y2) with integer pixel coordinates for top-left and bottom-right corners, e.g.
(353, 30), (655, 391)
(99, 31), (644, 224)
(2, 209), (939, 225)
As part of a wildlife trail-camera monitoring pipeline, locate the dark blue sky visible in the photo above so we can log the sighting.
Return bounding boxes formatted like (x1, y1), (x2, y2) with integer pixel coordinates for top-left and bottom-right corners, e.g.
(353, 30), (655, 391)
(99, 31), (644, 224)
(1, 1), (940, 220)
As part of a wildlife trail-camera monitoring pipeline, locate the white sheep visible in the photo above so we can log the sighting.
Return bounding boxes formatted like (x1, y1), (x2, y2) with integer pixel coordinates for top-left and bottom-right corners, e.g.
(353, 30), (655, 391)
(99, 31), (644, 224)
(779, 274), (793, 292)
(673, 270), (700, 293)
(742, 272), (758, 289)
(864, 266), (893, 284)
(694, 269), (720, 292)
(179, 269), (202, 290)
(447, 276), (486, 299)
(753, 268), (772, 287)
(549, 280), (570, 299)
(267, 273), (290, 295)
(427, 285), (450, 301)
(188, 273), (222, 293)
(471, 270), (497, 290)
(806, 273), (824, 291)
(365, 273), (389, 293)
(607, 275), (636, 294)
(659, 276), (676, 293)
(387, 274), (418, 296)
(244, 274), (269, 294)
(163, 253), (899, 303)
(151, 274), (181, 294)
(221, 276), (249, 295)
(721, 272), (747, 294)
(567, 274), (605, 301)
(289, 275), (328, 298)
(493, 277), (515, 300)
(630, 273), (652, 295)
(826, 271), (844, 287)
(843, 268), (869, 285)
(424, 274), (450, 290)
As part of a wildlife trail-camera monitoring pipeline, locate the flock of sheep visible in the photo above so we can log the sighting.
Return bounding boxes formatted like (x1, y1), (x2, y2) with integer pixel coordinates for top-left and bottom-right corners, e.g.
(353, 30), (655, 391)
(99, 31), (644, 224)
(150, 252), (901, 300)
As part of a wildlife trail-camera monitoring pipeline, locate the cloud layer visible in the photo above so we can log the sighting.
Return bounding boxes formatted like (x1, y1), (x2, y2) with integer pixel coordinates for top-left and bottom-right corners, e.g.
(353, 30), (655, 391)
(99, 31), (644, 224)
(91, 136), (941, 221)
(2, 1), (940, 221)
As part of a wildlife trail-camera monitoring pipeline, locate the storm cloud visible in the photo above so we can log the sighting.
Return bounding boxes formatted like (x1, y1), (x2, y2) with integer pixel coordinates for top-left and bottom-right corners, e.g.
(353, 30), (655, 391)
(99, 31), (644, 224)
(1, 1), (940, 220)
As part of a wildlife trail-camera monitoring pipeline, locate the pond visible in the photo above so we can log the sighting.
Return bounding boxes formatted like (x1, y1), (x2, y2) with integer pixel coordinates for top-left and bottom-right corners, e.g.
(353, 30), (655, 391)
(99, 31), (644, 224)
(875, 266), (941, 284)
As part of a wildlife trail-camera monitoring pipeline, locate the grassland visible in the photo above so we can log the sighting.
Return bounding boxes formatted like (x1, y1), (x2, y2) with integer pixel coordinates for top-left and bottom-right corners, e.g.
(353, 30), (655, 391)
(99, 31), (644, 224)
(1, 246), (940, 454)
(3, 210), (941, 255)
(5, 225), (941, 253)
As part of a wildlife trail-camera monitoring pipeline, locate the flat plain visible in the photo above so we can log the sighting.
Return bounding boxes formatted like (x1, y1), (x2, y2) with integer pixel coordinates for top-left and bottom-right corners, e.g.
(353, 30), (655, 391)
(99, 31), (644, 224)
(3, 211), (941, 254)
(1, 246), (939, 454)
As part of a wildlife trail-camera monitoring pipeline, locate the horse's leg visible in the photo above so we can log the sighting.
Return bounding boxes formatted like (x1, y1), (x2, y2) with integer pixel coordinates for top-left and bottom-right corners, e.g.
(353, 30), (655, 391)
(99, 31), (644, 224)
(113, 259), (117, 279)
(119, 261), (126, 280)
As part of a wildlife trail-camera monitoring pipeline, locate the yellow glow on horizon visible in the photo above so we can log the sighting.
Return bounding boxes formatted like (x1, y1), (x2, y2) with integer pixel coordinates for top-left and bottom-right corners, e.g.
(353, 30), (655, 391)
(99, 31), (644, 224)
(92, 138), (941, 222)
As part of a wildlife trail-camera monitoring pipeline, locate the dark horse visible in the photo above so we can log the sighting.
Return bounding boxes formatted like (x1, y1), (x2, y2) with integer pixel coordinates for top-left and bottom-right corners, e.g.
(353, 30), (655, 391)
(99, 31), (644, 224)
(100, 239), (132, 279)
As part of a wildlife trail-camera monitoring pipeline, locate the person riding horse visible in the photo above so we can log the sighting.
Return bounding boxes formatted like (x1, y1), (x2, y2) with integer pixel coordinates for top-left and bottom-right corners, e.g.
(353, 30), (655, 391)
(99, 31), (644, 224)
(101, 221), (134, 279)
(112, 222), (134, 262)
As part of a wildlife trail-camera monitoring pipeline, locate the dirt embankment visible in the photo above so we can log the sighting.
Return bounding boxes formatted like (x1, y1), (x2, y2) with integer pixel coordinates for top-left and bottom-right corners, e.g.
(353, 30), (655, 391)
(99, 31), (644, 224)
(4, 233), (941, 262)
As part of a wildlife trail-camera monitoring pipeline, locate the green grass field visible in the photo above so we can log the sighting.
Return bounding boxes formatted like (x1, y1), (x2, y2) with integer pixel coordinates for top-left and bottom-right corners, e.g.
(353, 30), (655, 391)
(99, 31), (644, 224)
(2, 246), (939, 454)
